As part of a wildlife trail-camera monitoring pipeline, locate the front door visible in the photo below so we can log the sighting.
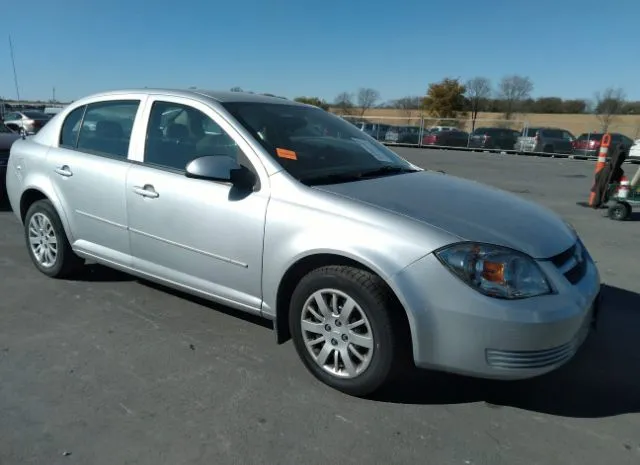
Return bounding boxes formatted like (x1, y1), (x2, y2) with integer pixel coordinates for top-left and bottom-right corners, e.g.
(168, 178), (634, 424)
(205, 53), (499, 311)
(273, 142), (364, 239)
(125, 97), (269, 312)
(47, 98), (143, 264)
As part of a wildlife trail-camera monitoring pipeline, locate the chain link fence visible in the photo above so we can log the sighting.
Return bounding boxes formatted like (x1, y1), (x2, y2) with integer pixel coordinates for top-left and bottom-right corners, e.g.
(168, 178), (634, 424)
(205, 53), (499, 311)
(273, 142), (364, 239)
(339, 113), (640, 164)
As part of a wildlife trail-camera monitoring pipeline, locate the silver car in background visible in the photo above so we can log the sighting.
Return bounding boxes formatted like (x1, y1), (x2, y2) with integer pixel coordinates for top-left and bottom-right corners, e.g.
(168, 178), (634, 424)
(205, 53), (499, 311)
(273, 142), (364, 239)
(1, 110), (51, 135)
(5, 89), (601, 396)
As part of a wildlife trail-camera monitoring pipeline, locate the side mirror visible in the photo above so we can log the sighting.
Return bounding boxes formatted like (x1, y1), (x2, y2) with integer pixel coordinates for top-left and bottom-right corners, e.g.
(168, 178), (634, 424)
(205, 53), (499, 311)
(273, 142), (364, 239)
(185, 155), (256, 188)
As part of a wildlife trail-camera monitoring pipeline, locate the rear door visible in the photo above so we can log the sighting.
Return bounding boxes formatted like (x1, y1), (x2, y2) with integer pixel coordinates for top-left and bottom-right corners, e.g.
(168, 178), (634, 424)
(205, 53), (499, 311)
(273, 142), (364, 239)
(46, 95), (145, 264)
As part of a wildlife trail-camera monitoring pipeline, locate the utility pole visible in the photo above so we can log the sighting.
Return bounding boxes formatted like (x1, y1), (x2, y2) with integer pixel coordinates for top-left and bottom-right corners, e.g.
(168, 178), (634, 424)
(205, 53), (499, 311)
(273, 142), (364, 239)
(9, 34), (21, 101)
(53, 86), (56, 102)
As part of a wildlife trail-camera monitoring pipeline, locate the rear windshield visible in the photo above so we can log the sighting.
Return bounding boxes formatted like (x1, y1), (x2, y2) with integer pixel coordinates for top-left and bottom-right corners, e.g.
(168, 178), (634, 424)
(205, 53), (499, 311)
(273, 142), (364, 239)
(577, 133), (603, 140)
(22, 111), (48, 119)
(473, 128), (508, 136)
(541, 129), (564, 138)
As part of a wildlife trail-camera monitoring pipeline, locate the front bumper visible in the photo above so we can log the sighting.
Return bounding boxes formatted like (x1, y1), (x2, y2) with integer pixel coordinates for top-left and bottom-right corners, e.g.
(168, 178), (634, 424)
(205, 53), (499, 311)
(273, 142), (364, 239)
(390, 243), (601, 380)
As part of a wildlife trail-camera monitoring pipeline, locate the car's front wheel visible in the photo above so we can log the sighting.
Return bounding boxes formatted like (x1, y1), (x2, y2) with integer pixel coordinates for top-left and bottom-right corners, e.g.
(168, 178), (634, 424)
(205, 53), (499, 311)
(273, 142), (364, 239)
(24, 199), (84, 278)
(289, 265), (408, 397)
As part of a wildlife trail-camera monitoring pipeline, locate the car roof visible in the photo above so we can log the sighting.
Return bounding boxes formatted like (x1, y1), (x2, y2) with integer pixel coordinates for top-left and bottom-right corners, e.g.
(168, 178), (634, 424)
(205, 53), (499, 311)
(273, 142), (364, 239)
(80, 88), (304, 106)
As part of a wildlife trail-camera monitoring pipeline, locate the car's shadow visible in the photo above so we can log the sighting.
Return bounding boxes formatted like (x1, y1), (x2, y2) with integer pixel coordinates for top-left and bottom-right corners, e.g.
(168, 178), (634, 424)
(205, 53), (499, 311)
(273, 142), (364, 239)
(372, 284), (640, 418)
(0, 196), (11, 212)
(71, 264), (136, 282)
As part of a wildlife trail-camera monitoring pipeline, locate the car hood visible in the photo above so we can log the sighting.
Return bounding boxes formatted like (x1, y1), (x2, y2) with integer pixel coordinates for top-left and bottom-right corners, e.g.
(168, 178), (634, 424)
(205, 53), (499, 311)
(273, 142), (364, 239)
(0, 132), (21, 151)
(313, 171), (575, 259)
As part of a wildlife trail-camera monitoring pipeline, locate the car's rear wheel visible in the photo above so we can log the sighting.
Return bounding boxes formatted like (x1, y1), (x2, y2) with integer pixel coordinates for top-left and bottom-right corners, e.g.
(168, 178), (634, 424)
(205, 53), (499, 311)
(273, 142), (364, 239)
(289, 265), (408, 397)
(24, 199), (84, 278)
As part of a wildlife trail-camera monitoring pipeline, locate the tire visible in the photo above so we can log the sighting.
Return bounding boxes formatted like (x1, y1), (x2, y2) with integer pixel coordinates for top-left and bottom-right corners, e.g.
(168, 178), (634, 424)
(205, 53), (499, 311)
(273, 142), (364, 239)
(24, 199), (84, 278)
(607, 202), (631, 221)
(289, 265), (409, 397)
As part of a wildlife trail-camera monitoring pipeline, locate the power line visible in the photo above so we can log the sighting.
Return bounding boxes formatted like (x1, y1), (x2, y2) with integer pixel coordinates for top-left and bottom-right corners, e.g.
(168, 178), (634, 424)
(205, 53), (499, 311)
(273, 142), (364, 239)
(9, 34), (20, 101)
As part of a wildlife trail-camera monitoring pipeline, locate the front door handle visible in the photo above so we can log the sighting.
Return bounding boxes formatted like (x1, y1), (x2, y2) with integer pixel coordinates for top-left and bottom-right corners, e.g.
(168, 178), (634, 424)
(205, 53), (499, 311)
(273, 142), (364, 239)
(133, 184), (159, 199)
(55, 165), (73, 177)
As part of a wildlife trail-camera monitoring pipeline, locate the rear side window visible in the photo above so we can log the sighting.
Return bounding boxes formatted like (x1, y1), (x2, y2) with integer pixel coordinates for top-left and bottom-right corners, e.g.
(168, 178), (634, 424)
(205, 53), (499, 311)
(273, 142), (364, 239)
(76, 100), (140, 158)
(60, 106), (86, 148)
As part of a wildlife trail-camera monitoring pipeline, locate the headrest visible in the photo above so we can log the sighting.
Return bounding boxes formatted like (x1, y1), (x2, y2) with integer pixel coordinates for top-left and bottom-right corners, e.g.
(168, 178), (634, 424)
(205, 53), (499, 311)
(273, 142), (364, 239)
(167, 123), (189, 140)
(96, 120), (123, 139)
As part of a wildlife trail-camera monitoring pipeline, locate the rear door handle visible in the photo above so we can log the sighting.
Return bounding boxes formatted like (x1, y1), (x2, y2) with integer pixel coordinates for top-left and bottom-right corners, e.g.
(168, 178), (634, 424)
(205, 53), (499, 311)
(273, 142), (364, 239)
(133, 184), (159, 199)
(55, 165), (73, 177)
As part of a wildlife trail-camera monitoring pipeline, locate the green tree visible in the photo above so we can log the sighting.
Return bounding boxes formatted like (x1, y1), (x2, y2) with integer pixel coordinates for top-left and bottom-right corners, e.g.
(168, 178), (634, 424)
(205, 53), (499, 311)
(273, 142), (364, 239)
(422, 78), (467, 124)
(294, 96), (330, 110)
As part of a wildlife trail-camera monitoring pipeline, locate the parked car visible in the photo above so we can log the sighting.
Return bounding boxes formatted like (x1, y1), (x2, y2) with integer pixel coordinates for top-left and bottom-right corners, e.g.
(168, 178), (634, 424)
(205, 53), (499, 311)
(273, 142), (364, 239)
(515, 127), (575, 154)
(629, 139), (640, 159)
(571, 132), (634, 158)
(353, 122), (390, 141)
(384, 126), (422, 144)
(5, 88), (601, 396)
(422, 129), (469, 148)
(2, 110), (51, 135)
(468, 127), (519, 151)
(0, 122), (22, 199)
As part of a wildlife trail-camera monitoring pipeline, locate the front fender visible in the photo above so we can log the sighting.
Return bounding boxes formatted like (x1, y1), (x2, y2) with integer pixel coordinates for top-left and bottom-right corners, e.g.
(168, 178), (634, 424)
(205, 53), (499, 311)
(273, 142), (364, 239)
(260, 197), (451, 317)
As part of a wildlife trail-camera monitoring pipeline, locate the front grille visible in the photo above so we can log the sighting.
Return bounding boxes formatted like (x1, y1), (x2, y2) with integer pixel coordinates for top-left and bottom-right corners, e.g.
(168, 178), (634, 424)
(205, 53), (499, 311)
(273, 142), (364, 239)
(486, 340), (577, 369)
(548, 241), (588, 285)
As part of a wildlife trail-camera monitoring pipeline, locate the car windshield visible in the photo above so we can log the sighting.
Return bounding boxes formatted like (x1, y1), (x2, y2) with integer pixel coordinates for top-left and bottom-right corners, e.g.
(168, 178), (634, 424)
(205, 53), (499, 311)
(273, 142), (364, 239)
(222, 102), (417, 184)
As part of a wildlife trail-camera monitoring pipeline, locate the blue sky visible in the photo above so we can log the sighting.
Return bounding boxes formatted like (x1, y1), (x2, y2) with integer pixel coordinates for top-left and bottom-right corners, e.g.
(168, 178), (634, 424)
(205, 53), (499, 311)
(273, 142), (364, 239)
(2, 0), (639, 103)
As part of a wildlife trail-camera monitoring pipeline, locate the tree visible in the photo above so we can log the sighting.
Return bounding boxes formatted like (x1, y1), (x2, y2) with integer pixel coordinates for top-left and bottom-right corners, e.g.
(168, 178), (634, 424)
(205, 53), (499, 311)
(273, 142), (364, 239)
(562, 99), (587, 114)
(294, 96), (330, 110)
(594, 87), (626, 131)
(334, 91), (355, 116)
(422, 77), (467, 125)
(497, 75), (533, 120)
(533, 97), (563, 113)
(465, 77), (492, 131)
(392, 96), (422, 124)
(230, 86), (243, 92)
(356, 87), (380, 117)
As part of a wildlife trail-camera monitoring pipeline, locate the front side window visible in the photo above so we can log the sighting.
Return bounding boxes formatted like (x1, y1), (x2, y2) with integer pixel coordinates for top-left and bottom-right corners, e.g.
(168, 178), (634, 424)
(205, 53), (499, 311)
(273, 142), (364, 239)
(143, 101), (245, 172)
(76, 100), (140, 158)
(221, 102), (416, 184)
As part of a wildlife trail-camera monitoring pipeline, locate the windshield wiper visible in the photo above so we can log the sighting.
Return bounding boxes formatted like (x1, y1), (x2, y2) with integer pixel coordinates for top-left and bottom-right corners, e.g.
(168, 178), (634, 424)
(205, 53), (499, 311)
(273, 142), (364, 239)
(301, 166), (419, 186)
(356, 165), (420, 178)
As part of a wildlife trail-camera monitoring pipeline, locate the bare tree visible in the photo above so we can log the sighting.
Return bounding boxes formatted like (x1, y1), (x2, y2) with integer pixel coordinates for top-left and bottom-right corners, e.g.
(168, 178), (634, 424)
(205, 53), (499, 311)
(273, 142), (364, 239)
(334, 91), (355, 116)
(393, 96), (422, 124)
(465, 77), (492, 131)
(594, 87), (626, 132)
(356, 87), (380, 117)
(498, 75), (533, 120)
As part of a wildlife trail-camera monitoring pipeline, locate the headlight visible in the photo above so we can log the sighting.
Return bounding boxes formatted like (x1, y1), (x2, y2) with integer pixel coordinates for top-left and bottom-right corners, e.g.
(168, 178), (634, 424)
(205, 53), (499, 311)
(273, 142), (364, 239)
(434, 243), (552, 300)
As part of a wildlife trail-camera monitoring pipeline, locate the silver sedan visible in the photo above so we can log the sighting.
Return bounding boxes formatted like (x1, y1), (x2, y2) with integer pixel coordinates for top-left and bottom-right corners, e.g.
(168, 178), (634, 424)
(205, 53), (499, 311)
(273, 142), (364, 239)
(4, 89), (601, 396)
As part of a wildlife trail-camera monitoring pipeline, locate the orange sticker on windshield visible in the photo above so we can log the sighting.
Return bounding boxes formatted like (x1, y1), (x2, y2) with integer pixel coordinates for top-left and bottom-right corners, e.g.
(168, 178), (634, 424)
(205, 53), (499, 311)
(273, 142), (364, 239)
(276, 148), (297, 160)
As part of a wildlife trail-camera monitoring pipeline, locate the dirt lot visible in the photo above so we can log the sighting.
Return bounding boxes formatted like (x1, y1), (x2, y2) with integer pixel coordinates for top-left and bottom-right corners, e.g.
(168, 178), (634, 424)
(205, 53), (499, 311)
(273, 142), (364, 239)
(1, 148), (639, 465)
